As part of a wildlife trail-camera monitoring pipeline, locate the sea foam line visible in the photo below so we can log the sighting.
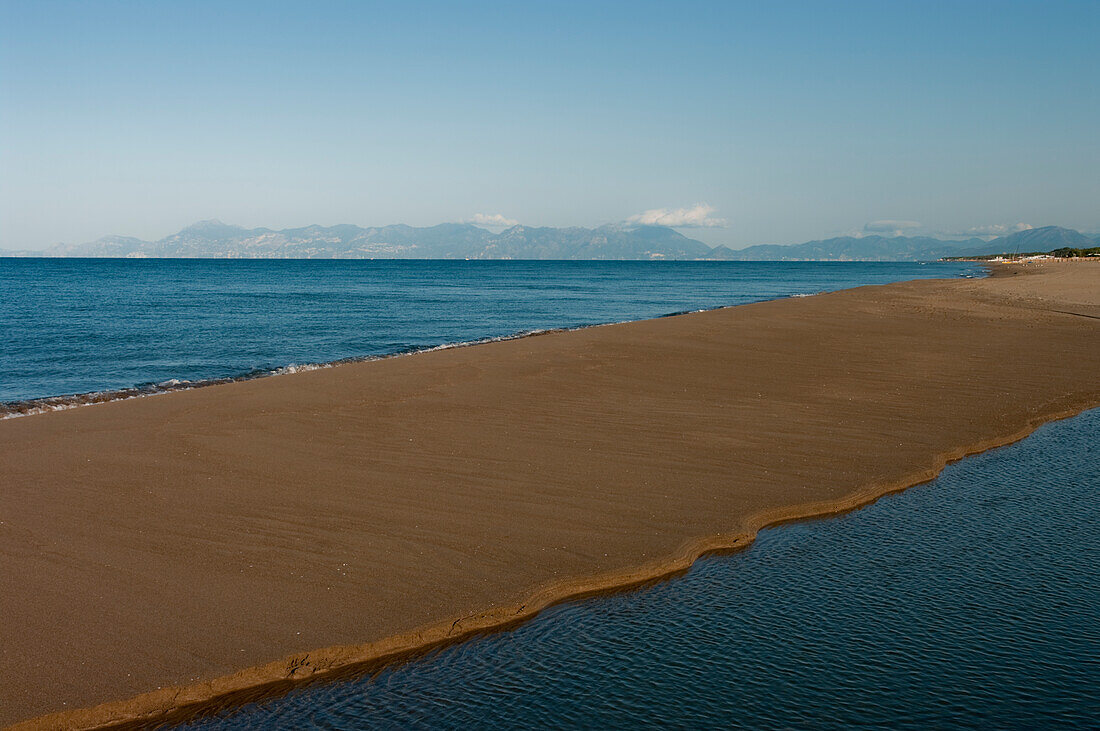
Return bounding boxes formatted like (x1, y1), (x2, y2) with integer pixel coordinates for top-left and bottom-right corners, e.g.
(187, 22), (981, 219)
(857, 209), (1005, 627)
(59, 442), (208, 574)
(0, 326), (591, 420)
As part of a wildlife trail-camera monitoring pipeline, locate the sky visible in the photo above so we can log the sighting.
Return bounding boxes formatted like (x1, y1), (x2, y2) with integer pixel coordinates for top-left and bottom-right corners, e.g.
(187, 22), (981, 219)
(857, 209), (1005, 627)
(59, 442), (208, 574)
(1, 0), (1098, 250)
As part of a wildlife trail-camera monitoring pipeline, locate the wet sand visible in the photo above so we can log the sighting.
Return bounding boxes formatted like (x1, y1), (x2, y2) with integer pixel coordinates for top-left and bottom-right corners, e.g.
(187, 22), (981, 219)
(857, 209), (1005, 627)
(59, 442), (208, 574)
(2, 261), (1098, 729)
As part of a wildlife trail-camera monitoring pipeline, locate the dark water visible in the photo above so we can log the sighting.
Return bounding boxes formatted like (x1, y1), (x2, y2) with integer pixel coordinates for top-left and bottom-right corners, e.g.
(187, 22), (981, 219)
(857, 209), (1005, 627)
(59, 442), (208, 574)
(189, 408), (1100, 729)
(0, 259), (979, 409)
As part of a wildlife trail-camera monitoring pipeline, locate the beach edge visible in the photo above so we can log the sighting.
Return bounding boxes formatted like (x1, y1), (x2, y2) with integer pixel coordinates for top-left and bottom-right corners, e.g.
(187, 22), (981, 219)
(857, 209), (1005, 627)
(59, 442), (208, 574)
(13, 394), (1098, 731)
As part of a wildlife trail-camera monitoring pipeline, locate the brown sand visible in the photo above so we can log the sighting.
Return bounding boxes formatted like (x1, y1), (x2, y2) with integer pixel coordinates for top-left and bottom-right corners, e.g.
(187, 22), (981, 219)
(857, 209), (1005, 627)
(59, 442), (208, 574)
(2, 261), (1098, 729)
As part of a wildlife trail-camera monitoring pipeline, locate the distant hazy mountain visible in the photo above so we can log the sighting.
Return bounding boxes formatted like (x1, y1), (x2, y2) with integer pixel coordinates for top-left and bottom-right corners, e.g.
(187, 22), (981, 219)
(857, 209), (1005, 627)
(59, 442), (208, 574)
(480, 224), (712, 260)
(984, 225), (1095, 253)
(717, 226), (1095, 261)
(718, 235), (994, 261)
(4, 221), (1094, 261)
(15, 220), (712, 260)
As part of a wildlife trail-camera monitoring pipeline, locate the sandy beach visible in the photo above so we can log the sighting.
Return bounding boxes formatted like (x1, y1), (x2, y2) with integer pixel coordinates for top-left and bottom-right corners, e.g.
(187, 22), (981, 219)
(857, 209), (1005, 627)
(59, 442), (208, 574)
(2, 261), (1098, 729)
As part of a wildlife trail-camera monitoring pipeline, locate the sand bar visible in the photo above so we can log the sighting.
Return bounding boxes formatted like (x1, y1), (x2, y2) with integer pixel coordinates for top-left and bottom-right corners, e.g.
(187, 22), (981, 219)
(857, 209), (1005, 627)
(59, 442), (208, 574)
(2, 262), (1098, 728)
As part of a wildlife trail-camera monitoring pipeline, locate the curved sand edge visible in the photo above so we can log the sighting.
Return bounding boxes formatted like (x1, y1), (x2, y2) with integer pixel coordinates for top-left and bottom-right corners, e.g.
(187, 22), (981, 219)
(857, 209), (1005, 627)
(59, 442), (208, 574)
(14, 398), (1097, 731)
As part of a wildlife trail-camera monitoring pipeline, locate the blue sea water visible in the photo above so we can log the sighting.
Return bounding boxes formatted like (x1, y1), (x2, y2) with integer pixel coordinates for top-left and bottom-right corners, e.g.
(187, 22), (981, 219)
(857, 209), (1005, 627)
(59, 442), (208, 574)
(190, 407), (1100, 730)
(0, 258), (980, 409)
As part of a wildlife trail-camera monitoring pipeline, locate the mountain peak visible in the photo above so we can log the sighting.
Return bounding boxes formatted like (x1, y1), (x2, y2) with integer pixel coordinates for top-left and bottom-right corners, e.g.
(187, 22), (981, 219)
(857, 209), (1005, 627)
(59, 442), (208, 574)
(989, 226), (1093, 251)
(179, 219), (244, 234)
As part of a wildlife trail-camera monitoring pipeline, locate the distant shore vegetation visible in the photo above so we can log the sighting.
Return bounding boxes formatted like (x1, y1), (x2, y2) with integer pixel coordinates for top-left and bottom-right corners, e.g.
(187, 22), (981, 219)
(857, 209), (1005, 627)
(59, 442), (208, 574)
(942, 246), (1100, 262)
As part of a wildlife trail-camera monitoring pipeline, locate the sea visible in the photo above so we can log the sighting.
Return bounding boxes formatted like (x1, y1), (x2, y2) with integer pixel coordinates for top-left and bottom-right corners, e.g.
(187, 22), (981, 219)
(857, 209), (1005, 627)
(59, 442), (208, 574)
(0, 258), (981, 412)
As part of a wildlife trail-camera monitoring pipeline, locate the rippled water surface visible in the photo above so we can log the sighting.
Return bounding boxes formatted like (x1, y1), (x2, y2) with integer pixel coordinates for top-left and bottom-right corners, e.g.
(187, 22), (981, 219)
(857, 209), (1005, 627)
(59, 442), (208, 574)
(190, 408), (1100, 729)
(0, 259), (979, 404)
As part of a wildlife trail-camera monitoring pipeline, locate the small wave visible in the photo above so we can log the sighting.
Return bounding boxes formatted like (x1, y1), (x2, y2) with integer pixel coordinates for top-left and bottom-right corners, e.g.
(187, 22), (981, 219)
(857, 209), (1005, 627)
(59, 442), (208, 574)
(0, 377), (229, 419)
(271, 363), (332, 376)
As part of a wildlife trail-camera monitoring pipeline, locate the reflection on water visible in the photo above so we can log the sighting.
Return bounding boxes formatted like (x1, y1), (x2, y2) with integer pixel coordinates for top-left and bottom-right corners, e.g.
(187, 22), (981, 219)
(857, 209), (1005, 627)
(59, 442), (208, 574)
(190, 408), (1099, 729)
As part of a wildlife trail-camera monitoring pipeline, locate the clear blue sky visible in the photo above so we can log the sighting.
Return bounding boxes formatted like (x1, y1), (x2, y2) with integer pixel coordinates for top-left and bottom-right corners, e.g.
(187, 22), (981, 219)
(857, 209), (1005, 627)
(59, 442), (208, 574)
(2, 0), (1097, 249)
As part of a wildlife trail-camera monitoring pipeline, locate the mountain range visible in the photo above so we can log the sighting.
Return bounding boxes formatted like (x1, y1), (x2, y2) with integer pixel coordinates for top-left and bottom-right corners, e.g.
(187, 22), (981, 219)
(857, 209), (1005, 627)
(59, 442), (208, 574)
(711, 226), (1098, 261)
(4, 222), (1097, 262)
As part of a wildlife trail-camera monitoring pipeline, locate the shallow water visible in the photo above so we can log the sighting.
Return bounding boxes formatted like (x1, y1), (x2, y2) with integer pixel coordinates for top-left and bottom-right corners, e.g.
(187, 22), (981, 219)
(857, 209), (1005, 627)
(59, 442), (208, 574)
(189, 408), (1100, 729)
(0, 259), (979, 407)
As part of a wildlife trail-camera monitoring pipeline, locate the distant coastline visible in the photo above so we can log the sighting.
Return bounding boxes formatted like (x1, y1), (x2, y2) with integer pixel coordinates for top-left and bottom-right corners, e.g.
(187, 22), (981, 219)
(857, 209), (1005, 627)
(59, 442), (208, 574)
(4, 221), (1098, 262)
(941, 246), (1100, 262)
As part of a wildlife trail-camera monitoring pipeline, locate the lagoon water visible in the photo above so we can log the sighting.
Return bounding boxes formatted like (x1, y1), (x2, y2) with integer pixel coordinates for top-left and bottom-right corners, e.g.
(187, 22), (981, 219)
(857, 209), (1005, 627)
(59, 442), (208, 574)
(0, 259), (979, 407)
(190, 408), (1100, 729)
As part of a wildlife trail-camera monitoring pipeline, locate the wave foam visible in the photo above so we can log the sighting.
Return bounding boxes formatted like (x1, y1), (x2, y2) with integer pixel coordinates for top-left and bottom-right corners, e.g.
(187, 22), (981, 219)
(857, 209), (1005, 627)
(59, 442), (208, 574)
(0, 328), (593, 420)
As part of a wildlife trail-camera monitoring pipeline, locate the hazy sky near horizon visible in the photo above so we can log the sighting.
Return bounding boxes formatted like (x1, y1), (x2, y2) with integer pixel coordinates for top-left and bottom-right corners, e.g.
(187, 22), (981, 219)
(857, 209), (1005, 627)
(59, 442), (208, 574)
(2, 0), (1098, 250)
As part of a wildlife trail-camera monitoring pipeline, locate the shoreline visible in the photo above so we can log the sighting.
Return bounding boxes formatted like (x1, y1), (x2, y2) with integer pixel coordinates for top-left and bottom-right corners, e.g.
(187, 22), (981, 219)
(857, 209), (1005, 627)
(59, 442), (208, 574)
(18, 403), (1098, 731)
(2, 261), (981, 420)
(3, 261), (1097, 729)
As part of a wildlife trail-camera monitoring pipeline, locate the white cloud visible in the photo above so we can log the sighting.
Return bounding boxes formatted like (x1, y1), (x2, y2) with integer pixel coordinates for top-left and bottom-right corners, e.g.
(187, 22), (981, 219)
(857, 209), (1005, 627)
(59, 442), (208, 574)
(863, 220), (922, 236)
(962, 222), (1033, 237)
(627, 203), (727, 228)
(467, 213), (519, 227)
